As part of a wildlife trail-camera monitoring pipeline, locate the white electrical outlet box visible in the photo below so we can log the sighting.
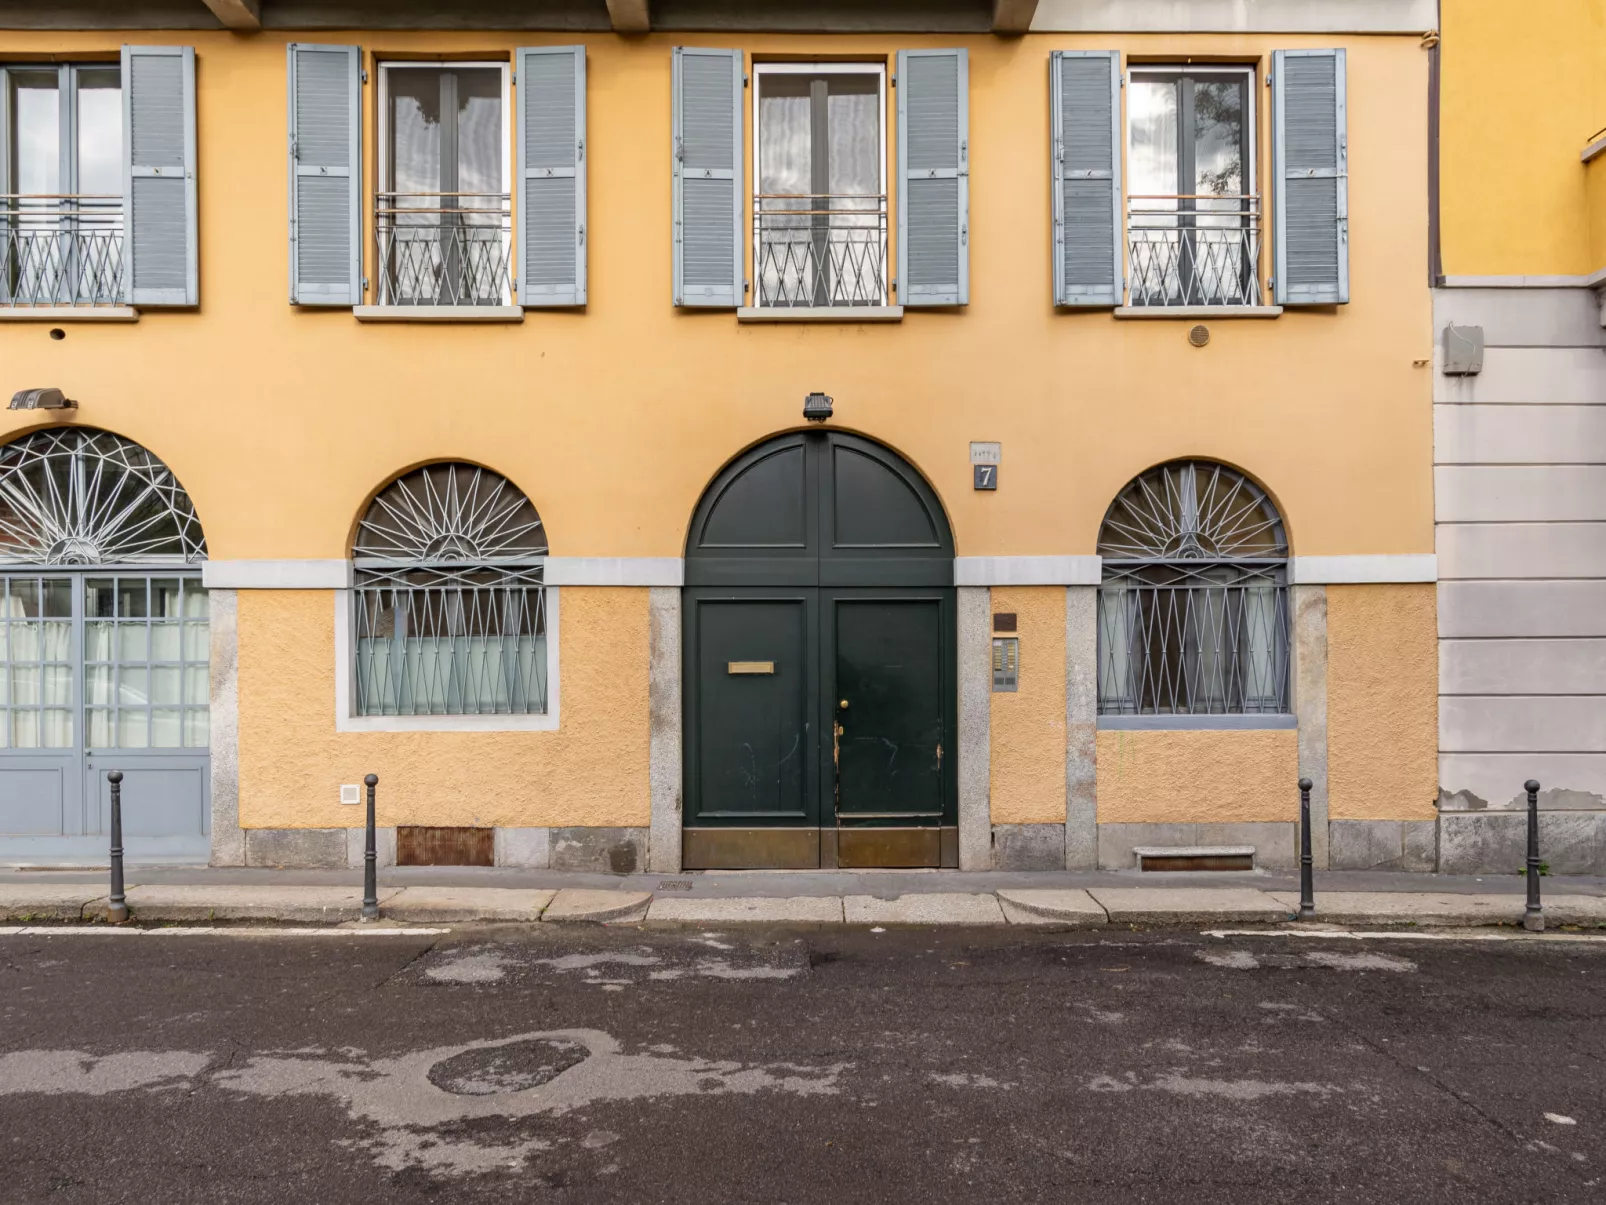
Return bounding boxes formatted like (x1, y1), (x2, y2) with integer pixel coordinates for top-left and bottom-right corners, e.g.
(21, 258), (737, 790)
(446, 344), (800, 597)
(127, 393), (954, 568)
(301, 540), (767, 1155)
(340, 784), (360, 805)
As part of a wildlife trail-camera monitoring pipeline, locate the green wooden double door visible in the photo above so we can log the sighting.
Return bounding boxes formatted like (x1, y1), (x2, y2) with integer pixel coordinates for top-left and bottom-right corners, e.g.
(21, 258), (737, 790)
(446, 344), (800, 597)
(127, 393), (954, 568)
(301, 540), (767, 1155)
(683, 432), (957, 869)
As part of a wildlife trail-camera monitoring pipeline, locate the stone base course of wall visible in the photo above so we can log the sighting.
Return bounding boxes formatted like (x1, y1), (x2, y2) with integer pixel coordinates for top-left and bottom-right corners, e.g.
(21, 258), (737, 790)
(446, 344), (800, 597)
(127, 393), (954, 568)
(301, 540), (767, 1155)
(1327, 820), (1437, 872)
(1098, 822), (1296, 871)
(233, 825), (650, 874)
(1440, 811), (1606, 876)
(991, 824), (1066, 870)
(225, 817), (1606, 876)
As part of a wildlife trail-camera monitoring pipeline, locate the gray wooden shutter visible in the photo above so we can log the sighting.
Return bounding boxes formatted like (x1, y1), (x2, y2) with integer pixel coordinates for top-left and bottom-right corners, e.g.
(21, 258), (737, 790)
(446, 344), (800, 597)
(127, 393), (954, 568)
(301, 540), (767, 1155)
(672, 46), (743, 308)
(122, 45), (197, 306)
(1272, 48), (1348, 305)
(516, 45), (586, 308)
(897, 48), (968, 307)
(1051, 50), (1121, 307)
(288, 44), (361, 307)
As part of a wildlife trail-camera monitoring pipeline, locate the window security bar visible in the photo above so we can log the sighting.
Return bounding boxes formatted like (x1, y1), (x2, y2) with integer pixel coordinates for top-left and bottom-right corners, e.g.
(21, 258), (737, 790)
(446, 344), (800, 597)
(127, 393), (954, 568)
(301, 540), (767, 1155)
(1097, 567), (1290, 716)
(353, 567), (547, 717)
(373, 191), (512, 307)
(1126, 194), (1262, 307)
(754, 193), (887, 308)
(1, 194), (124, 308)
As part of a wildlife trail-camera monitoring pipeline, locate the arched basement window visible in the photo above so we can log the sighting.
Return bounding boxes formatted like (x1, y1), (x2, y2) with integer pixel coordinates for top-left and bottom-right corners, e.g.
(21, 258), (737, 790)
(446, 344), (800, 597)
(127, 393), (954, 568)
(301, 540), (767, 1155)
(352, 463), (548, 717)
(1096, 460), (1289, 716)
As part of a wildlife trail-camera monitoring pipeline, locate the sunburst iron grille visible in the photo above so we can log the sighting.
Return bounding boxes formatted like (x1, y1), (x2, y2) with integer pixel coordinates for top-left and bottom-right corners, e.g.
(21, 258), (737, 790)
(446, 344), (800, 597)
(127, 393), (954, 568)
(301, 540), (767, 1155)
(0, 428), (206, 566)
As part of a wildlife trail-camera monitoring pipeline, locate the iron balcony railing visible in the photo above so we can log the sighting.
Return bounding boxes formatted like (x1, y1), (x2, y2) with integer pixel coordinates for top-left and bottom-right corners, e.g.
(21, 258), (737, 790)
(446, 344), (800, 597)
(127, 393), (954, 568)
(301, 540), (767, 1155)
(1127, 194), (1262, 308)
(754, 193), (887, 308)
(1, 195), (125, 308)
(374, 192), (512, 307)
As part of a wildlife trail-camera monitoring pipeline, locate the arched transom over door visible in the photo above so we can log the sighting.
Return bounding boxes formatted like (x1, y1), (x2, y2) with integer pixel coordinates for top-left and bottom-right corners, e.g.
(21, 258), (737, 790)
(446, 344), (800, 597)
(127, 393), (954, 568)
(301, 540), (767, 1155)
(683, 431), (956, 871)
(0, 428), (212, 865)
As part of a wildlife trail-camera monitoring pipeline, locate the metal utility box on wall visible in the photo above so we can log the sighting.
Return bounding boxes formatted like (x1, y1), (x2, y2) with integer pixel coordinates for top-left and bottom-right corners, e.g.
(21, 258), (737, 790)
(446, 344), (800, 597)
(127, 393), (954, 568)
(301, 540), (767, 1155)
(1442, 324), (1484, 375)
(992, 637), (1018, 691)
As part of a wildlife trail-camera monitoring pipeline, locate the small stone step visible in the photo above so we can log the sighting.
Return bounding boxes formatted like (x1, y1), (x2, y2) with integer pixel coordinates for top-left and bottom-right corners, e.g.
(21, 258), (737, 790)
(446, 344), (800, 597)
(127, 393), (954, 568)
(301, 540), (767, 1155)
(1132, 845), (1255, 872)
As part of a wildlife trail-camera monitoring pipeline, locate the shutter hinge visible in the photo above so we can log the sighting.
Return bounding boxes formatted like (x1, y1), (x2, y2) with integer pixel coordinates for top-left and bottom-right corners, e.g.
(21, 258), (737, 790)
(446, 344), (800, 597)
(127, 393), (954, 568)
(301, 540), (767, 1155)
(578, 138), (585, 159)
(290, 135), (298, 161)
(361, 68), (368, 84)
(578, 224), (585, 246)
(743, 72), (749, 86)
(891, 278), (898, 293)
(512, 277), (518, 291)
(744, 279), (750, 292)
(890, 75), (897, 87)
(1266, 73), (1273, 87)
(362, 276), (369, 291)
(512, 72), (517, 85)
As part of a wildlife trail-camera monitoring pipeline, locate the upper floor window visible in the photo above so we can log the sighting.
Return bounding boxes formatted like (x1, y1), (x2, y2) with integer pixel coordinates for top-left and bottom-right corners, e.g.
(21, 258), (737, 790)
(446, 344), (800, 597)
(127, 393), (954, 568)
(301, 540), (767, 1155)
(1097, 461), (1289, 718)
(753, 63), (886, 308)
(376, 63), (511, 307)
(2, 64), (123, 307)
(1051, 49), (1346, 311)
(1127, 66), (1258, 307)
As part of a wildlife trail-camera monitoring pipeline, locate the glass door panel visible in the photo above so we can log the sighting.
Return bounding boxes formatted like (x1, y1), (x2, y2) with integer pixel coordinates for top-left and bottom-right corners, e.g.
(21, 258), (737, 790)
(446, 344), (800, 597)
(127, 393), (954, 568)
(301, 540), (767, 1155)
(86, 575), (208, 750)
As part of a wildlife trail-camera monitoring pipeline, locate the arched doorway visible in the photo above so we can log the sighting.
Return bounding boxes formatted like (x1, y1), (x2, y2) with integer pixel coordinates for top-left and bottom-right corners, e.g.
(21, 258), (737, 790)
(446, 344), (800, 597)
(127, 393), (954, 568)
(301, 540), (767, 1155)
(683, 430), (956, 869)
(0, 428), (211, 864)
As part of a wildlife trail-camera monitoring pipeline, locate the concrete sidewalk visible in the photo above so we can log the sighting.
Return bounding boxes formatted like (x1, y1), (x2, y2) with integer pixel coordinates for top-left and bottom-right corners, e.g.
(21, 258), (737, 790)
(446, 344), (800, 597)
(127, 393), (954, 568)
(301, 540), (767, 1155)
(2, 866), (1605, 928)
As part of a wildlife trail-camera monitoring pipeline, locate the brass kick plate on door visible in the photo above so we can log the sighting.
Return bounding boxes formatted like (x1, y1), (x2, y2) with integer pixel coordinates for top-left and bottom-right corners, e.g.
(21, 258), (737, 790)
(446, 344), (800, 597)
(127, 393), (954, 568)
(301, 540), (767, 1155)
(727, 660), (775, 675)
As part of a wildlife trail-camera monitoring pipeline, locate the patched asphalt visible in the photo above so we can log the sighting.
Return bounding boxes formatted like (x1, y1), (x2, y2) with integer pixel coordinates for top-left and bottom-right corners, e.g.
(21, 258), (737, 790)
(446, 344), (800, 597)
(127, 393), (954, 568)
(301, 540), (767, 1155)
(0, 925), (1602, 1202)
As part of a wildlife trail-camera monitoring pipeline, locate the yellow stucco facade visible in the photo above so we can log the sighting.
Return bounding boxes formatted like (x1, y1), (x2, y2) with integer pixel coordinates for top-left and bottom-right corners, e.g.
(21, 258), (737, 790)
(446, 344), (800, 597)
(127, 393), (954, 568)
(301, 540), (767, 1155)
(237, 587), (650, 830)
(988, 587), (1066, 826)
(1094, 729), (1299, 825)
(0, 16), (1442, 870)
(1327, 584), (1439, 822)
(1439, 0), (1606, 275)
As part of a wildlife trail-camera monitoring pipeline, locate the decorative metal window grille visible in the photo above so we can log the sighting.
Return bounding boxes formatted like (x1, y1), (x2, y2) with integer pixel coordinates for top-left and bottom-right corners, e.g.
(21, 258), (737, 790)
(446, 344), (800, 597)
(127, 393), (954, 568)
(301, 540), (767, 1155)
(0, 428), (206, 565)
(352, 463), (548, 717)
(1097, 461), (1289, 716)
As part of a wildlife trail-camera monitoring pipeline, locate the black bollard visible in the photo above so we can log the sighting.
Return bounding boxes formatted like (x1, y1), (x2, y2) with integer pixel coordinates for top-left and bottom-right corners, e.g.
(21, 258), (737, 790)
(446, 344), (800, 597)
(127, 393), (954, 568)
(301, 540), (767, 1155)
(1524, 778), (1543, 932)
(362, 774), (379, 920)
(107, 771), (128, 924)
(1297, 777), (1316, 920)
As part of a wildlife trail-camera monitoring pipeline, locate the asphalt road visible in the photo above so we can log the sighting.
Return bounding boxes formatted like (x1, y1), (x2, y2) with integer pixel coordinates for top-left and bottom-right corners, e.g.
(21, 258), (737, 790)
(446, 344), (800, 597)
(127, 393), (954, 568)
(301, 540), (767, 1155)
(0, 925), (1602, 1204)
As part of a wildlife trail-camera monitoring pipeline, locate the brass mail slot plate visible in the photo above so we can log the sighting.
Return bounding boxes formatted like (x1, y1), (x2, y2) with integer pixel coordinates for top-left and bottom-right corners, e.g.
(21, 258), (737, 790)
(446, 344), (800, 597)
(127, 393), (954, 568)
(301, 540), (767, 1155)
(728, 660), (775, 675)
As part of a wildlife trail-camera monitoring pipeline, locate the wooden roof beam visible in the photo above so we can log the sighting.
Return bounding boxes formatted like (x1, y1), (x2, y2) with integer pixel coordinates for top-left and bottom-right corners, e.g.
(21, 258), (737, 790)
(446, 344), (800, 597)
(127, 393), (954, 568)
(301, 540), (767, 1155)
(200, 0), (262, 31)
(992, 0), (1038, 34)
(606, 0), (651, 33)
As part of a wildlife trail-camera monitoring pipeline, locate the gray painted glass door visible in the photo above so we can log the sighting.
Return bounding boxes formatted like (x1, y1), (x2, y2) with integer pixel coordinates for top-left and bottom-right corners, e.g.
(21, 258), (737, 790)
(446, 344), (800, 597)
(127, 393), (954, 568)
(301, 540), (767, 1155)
(0, 572), (209, 864)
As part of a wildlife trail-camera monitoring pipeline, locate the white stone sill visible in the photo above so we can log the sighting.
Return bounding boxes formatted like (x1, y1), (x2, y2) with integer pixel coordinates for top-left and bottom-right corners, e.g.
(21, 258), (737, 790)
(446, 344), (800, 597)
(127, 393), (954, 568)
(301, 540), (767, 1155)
(1098, 715), (1298, 731)
(736, 305), (903, 323)
(0, 306), (139, 322)
(354, 305), (523, 323)
(1112, 305), (1283, 319)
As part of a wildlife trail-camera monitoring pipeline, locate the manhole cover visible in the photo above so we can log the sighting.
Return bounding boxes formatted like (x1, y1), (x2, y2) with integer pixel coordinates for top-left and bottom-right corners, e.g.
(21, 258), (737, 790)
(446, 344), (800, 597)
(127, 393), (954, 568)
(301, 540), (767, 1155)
(427, 1039), (589, 1096)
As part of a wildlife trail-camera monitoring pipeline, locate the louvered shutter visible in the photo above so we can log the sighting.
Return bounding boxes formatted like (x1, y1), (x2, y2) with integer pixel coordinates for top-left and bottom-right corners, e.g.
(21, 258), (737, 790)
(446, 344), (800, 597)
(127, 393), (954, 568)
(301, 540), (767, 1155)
(516, 46), (586, 307)
(0, 69), (10, 303)
(672, 46), (743, 308)
(122, 45), (197, 306)
(1051, 51), (1121, 307)
(1272, 49), (1348, 306)
(897, 48), (968, 307)
(288, 44), (361, 306)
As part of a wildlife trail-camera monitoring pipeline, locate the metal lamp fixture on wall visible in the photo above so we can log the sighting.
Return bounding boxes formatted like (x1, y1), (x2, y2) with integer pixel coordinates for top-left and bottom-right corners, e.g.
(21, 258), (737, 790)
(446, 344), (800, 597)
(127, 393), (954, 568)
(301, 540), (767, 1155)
(803, 391), (834, 423)
(9, 388), (76, 411)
